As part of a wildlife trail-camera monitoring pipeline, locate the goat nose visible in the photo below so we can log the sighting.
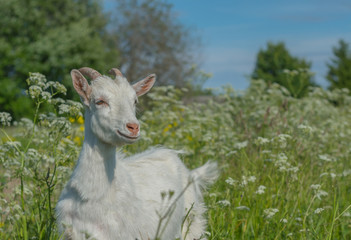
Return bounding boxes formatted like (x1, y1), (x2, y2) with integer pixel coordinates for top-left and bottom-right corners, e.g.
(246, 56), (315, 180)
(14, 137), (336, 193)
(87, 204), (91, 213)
(126, 123), (139, 135)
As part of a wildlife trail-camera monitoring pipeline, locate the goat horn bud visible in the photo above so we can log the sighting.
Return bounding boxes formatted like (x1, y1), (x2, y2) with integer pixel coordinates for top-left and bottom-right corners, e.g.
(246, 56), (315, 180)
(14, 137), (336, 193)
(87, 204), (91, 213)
(79, 67), (102, 80)
(108, 68), (123, 78)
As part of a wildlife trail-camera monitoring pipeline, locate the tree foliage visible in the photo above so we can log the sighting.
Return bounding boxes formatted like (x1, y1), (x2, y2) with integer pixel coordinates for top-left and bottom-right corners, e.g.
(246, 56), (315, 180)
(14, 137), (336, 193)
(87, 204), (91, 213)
(326, 39), (351, 91)
(0, 0), (119, 119)
(251, 42), (315, 98)
(112, 0), (202, 87)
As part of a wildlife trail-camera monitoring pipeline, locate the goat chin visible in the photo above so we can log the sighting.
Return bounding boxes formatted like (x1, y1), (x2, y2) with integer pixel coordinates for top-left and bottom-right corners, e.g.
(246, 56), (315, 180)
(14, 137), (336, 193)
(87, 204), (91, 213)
(56, 67), (219, 240)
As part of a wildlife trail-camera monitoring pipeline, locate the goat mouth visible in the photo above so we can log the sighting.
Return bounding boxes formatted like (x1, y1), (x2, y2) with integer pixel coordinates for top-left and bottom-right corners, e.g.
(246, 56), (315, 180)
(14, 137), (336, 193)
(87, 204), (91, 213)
(117, 130), (139, 140)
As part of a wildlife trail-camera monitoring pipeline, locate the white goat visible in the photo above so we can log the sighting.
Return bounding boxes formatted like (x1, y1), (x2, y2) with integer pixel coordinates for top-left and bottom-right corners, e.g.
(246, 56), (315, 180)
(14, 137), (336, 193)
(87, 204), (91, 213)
(56, 67), (218, 240)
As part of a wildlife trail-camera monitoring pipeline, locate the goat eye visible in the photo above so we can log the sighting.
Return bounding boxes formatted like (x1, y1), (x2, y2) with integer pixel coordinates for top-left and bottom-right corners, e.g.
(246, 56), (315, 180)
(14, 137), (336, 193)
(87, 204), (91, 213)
(134, 99), (138, 105)
(95, 100), (107, 106)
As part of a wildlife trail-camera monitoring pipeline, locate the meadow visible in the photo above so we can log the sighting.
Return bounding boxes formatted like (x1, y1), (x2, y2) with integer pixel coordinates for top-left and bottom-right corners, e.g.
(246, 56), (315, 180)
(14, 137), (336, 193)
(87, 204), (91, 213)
(0, 72), (350, 239)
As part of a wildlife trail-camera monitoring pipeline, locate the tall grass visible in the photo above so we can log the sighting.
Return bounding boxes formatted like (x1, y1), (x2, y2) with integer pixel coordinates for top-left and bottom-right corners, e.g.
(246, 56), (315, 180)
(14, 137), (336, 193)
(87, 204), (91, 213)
(0, 72), (350, 239)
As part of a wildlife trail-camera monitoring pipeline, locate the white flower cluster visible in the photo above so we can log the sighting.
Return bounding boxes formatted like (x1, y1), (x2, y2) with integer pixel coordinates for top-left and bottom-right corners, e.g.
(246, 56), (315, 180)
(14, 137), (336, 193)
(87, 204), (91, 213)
(240, 175), (256, 187)
(255, 185), (266, 195)
(310, 184), (329, 200)
(235, 206), (250, 211)
(255, 137), (270, 145)
(45, 81), (67, 95)
(234, 141), (248, 150)
(217, 200), (231, 207)
(273, 153), (299, 173)
(26, 73), (67, 102)
(318, 154), (336, 162)
(0, 112), (12, 126)
(28, 85), (43, 99)
(314, 208), (325, 214)
(58, 100), (83, 116)
(264, 208), (279, 218)
(298, 124), (314, 135)
(273, 134), (292, 149)
(225, 177), (237, 186)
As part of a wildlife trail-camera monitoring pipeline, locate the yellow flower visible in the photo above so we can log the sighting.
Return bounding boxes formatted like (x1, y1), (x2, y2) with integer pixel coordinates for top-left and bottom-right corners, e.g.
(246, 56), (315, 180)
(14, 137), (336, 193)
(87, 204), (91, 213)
(77, 116), (84, 124)
(73, 136), (82, 146)
(79, 126), (84, 132)
(163, 124), (173, 133)
(69, 117), (75, 123)
(187, 135), (193, 141)
(173, 121), (178, 127)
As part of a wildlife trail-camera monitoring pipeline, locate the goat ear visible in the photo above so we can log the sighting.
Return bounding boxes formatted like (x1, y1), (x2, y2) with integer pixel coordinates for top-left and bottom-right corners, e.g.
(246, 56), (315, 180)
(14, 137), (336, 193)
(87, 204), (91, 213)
(71, 69), (92, 107)
(132, 74), (156, 97)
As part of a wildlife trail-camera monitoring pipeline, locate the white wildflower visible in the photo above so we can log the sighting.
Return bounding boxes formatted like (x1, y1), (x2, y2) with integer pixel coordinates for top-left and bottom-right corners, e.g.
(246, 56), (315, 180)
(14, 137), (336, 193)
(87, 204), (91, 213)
(240, 176), (248, 186)
(298, 124), (313, 134)
(26, 72), (47, 88)
(51, 97), (65, 105)
(280, 218), (288, 223)
(274, 153), (298, 173)
(264, 208), (279, 218)
(311, 184), (328, 199)
(217, 200), (231, 207)
(27, 148), (40, 159)
(288, 166), (299, 173)
(41, 91), (52, 101)
(225, 177), (236, 186)
(58, 103), (70, 115)
(45, 81), (67, 95)
(234, 141), (248, 149)
(248, 176), (256, 182)
(277, 153), (288, 161)
(235, 206), (250, 211)
(256, 137), (270, 145)
(226, 150), (237, 156)
(310, 184), (321, 190)
(318, 154), (334, 162)
(209, 193), (217, 198)
(255, 185), (266, 195)
(59, 101), (83, 116)
(342, 211), (351, 217)
(274, 134), (291, 148)
(314, 208), (324, 214)
(315, 190), (328, 200)
(5, 141), (22, 148)
(28, 85), (42, 99)
(0, 112), (12, 126)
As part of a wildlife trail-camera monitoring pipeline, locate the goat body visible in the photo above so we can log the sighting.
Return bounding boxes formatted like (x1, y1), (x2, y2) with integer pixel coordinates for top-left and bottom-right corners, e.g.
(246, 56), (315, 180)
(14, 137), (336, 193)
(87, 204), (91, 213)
(56, 68), (218, 240)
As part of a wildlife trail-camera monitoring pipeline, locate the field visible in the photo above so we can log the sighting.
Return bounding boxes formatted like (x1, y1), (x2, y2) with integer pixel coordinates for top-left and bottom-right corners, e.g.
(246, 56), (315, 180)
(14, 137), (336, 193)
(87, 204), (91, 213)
(0, 73), (350, 239)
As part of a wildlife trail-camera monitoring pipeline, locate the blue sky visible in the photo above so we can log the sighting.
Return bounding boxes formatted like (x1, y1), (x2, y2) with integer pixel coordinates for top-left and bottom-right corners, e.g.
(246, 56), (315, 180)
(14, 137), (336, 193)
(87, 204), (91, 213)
(105, 0), (351, 90)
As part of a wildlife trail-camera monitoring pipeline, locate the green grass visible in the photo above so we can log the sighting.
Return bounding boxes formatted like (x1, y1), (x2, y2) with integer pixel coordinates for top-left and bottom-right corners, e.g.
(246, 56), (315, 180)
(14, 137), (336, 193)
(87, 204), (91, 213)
(0, 75), (350, 239)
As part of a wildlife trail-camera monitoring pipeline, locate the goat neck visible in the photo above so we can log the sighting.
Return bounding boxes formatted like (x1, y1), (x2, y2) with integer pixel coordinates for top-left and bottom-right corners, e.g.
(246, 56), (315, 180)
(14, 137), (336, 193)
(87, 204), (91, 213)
(70, 111), (118, 200)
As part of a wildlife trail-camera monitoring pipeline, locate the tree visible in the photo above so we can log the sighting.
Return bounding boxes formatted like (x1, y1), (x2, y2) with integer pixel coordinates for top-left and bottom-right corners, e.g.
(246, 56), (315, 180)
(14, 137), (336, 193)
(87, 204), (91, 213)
(327, 39), (351, 91)
(251, 42), (314, 98)
(112, 0), (202, 87)
(0, 0), (119, 119)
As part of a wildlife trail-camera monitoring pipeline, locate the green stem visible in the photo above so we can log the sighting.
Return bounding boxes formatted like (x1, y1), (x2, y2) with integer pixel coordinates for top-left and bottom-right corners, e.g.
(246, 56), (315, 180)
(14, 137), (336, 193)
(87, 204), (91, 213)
(24, 101), (41, 153)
